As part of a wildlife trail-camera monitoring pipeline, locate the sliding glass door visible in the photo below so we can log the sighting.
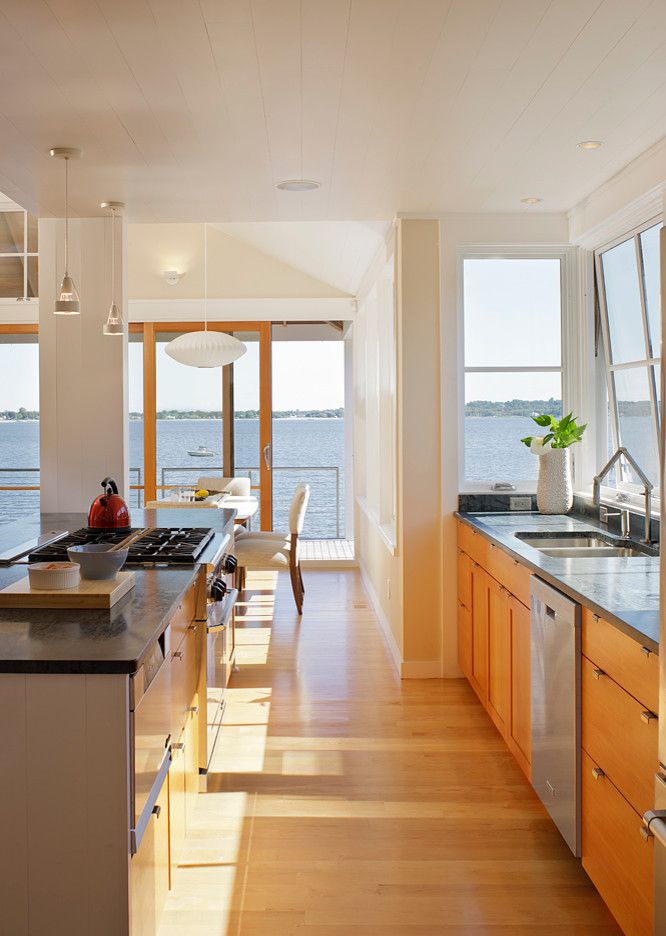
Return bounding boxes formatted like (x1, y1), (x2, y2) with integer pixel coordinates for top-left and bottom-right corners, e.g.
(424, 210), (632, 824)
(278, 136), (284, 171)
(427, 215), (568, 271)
(135, 322), (272, 528)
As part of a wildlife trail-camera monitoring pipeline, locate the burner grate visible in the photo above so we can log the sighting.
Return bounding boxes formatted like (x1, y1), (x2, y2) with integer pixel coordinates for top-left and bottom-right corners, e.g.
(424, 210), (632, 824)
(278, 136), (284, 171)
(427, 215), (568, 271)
(28, 527), (214, 566)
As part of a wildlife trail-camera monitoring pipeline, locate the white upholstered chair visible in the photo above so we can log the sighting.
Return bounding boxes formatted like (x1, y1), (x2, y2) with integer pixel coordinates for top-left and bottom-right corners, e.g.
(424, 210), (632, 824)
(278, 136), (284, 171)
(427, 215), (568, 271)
(233, 483), (310, 613)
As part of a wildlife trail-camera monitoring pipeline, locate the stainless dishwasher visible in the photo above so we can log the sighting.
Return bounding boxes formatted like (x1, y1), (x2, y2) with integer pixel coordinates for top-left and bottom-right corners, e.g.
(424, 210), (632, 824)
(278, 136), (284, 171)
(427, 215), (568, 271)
(531, 576), (582, 856)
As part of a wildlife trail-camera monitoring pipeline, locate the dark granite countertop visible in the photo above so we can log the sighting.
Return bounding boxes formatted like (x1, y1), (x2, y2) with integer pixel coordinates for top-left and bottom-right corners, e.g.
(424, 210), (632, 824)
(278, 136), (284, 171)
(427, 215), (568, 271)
(0, 508), (236, 675)
(456, 511), (660, 652)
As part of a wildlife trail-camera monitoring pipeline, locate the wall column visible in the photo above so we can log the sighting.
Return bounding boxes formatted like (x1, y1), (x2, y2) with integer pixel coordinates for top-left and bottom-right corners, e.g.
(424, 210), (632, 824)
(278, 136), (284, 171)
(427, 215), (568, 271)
(38, 216), (128, 512)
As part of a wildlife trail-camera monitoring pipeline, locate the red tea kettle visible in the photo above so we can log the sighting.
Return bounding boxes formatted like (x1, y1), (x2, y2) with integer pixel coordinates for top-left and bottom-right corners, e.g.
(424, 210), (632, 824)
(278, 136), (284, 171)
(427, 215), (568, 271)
(88, 477), (131, 529)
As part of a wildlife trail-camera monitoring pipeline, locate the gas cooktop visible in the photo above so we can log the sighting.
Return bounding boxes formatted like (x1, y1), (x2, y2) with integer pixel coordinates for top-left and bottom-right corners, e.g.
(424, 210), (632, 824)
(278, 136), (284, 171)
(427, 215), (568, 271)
(28, 527), (215, 566)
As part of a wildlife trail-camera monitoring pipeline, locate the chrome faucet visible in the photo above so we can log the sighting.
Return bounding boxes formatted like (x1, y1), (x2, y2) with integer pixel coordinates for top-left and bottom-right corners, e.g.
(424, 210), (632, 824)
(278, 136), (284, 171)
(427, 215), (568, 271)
(593, 447), (653, 544)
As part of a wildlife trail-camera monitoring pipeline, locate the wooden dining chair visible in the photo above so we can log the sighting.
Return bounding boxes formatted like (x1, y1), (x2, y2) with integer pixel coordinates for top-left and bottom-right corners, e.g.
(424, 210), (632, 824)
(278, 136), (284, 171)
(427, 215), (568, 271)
(233, 483), (310, 613)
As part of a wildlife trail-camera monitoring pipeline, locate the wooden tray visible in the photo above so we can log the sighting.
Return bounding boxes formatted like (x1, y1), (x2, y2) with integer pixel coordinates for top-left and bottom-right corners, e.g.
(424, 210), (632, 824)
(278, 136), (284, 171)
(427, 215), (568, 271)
(0, 571), (136, 609)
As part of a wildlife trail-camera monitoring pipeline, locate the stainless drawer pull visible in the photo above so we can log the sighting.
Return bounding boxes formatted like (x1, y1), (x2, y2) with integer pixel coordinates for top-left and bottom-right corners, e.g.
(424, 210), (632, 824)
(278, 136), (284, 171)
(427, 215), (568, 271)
(152, 804), (161, 819)
(172, 650), (183, 660)
(641, 710), (657, 724)
(592, 668), (605, 680)
(189, 705), (199, 714)
(641, 646), (653, 658)
(591, 766), (605, 780)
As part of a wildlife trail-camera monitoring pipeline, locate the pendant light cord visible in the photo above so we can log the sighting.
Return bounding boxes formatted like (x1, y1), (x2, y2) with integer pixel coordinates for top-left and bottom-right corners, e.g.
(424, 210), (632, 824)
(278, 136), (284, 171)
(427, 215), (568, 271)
(64, 157), (69, 274)
(203, 221), (208, 331)
(110, 208), (115, 303)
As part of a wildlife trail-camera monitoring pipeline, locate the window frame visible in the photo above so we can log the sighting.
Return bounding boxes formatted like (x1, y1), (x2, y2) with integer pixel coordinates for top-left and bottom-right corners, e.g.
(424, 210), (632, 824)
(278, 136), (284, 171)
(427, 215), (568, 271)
(0, 209), (38, 300)
(458, 245), (572, 493)
(594, 216), (662, 511)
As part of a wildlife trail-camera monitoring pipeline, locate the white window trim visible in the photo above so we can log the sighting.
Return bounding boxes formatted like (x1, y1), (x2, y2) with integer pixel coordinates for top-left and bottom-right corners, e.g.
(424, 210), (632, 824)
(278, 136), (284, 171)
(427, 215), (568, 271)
(593, 214), (663, 516)
(458, 244), (576, 494)
(0, 208), (37, 301)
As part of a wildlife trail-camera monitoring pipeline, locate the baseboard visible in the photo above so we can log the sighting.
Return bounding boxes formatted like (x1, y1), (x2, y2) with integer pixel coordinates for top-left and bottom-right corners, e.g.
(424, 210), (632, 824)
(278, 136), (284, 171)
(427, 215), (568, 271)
(301, 558), (358, 570)
(358, 559), (402, 676)
(400, 659), (442, 679)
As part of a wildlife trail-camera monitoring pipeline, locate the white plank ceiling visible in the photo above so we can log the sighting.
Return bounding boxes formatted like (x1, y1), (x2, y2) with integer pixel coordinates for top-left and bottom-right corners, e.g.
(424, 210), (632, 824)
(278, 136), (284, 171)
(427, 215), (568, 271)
(0, 0), (664, 221)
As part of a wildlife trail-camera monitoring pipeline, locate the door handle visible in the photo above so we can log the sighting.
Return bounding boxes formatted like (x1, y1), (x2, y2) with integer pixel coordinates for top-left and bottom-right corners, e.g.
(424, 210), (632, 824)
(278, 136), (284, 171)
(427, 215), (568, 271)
(263, 443), (272, 469)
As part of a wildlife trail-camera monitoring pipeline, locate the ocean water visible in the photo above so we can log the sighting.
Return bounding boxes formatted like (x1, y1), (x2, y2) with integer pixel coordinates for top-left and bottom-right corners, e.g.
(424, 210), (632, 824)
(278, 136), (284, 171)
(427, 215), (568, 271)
(0, 418), (346, 538)
(1, 415), (657, 533)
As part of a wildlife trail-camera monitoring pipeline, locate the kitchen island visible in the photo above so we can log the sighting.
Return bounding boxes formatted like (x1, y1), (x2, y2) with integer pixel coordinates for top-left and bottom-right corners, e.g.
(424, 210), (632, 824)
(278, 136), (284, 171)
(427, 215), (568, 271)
(0, 508), (236, 936)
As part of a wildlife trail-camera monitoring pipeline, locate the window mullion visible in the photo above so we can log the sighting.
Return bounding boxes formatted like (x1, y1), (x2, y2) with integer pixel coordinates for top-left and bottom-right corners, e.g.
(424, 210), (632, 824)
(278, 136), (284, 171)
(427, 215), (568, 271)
(634, 233), (661, 454)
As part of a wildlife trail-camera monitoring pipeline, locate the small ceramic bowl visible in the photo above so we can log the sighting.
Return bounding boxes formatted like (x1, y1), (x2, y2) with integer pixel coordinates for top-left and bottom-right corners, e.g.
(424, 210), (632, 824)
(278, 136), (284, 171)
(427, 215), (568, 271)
(67, 544), (128, 581)
(28, 561), (81, 591)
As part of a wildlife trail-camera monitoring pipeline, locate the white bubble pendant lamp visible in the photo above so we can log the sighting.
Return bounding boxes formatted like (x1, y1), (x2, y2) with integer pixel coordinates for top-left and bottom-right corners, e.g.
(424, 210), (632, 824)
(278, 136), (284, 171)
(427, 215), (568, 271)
(49, 147), (81, 315)
(165, 223), (246, 368)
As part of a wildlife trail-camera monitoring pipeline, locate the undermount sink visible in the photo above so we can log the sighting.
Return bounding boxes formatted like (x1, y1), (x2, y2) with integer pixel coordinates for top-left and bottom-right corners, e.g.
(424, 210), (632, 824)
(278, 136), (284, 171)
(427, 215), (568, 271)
(515, 531), (656, 559)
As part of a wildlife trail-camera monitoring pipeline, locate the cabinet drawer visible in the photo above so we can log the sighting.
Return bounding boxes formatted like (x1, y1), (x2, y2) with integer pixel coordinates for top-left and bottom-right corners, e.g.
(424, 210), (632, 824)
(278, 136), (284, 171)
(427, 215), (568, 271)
(171, 622), (199, 741)
(582, 750), (653, 936)
(457, 520), (489, 569)
(582, 608), (658, 713)
(582, 655), (658, 817)
(131, 779), (169, 936)
(169, 577), (201, 650)
(486, 542), (531, 608)
(457, 549), (473, 611)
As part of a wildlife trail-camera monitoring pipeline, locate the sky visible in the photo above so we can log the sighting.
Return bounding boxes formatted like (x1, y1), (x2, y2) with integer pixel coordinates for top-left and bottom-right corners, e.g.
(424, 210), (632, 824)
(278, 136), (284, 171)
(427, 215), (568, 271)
(463, 258), (563, 402)
(0, 338), (345, 413)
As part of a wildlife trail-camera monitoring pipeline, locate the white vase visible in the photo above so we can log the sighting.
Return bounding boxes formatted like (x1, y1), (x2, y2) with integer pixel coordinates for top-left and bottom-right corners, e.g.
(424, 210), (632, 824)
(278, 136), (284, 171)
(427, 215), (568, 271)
(537, 447), (573, 515)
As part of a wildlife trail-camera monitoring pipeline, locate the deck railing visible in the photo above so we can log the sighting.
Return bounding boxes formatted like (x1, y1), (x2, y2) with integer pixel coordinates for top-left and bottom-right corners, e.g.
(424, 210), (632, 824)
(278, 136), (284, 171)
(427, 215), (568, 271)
(0, 465), (343, 538)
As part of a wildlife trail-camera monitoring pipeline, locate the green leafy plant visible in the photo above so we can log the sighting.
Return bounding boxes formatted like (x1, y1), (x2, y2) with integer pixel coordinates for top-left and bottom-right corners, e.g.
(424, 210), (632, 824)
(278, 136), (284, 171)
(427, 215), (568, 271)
(521, 412), (587, 449)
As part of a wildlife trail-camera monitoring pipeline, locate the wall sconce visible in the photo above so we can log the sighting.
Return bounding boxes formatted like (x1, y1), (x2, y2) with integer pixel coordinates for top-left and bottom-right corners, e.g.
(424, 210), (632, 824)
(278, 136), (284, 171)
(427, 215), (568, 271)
(164, 270), (183, 286)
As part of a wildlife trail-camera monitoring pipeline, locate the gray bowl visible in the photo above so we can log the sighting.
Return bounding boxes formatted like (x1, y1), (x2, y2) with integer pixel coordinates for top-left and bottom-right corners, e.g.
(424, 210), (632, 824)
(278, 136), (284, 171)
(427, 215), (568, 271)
(67, 544), (128, 581)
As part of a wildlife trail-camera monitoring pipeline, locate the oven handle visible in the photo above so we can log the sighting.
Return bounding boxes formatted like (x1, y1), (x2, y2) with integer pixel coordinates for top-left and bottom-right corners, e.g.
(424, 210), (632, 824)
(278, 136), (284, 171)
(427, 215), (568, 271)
(207, 588), (238, 634)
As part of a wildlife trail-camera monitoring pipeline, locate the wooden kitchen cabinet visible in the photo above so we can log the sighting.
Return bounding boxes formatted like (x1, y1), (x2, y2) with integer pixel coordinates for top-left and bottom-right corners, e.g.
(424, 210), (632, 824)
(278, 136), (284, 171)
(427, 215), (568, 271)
(470, 563), (489, 703)
(131, 780), (170, 936)
(457, 548), (473, 611)
(457, 600), (473, 682)
(582, 750), (653, 936)
(508, 595), (531, 779)
(487, 577), (510, 738)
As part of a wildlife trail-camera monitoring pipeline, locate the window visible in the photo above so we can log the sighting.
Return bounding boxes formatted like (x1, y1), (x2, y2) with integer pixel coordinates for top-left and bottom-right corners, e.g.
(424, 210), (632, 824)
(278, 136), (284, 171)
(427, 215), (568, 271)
(462, 256), (563, 489)
(0, 210), (38, 299)
(595, 220), (662, 500)
(0, 328), (40, 524)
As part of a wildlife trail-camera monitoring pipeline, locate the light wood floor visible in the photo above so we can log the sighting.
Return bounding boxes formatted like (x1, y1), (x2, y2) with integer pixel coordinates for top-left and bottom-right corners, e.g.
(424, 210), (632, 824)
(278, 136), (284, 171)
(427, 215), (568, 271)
(159, 570), (620, 935)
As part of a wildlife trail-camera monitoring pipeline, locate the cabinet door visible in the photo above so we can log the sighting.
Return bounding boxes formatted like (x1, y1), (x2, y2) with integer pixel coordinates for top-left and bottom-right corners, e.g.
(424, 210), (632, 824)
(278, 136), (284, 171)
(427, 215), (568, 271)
(131, 781), (169, 936)
(487, 578), (510, 737)
(457, 549), (473, 611)
(184, 706), (200, 825)
(169, 737), (187, 876)
(457, 600), (473, 680)
(509, 596), (531, 778)
(582, 750), (653, 936)
(470, 563), (489, 702)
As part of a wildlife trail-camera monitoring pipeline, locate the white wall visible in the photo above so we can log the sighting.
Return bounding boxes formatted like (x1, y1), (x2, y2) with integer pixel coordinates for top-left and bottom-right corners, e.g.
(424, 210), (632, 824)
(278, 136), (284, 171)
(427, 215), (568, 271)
(38, 216), (129, 511)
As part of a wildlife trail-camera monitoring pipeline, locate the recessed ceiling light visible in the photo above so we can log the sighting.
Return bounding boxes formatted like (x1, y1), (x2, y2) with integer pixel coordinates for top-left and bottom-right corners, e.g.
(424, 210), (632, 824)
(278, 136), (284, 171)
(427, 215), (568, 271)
(521, 196), (543, 205)
(276, 179), (321, 192)
(577, 140), (603, 150)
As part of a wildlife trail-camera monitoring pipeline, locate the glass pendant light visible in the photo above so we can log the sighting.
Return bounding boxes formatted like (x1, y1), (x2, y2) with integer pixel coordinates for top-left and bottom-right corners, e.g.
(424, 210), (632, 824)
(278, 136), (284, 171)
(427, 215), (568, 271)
(49, 147), (81, 315)
(101, 201), (125, 336)
(165, 223), (246, 368)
